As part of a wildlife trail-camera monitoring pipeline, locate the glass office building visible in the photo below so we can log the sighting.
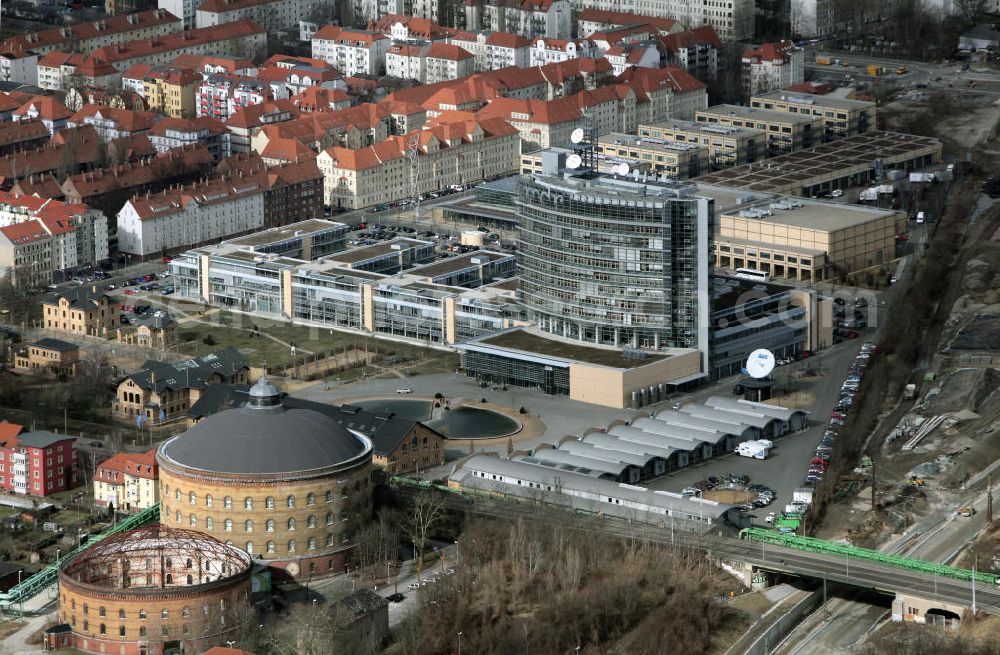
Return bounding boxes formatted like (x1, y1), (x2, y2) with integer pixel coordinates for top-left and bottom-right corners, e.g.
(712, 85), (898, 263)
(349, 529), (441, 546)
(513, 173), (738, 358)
(516, 172), (714, 370)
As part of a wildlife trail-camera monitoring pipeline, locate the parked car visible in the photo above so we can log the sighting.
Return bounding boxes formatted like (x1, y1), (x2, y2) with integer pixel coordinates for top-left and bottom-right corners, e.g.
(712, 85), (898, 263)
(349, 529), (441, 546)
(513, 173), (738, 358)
(396, 388), (413, 394)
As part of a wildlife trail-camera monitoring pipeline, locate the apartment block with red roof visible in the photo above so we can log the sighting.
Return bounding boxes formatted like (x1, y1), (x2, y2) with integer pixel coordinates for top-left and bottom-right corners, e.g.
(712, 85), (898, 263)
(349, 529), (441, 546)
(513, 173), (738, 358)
(116, 176), (265, 255)
(0, 221), (56, 288)
(617, 66), (708, 122)
(0, 9), (182, 58)
(12, 96), (73, 136)
(0, 120), (50, 156)
(477, 84), (638, 148)
(172, 54), (258, 77)
(195, 0), (307, 32)
(105, 0), (158, 16)
(224, 99), (299, 154)
(149, 116), (231, 159)
(316, 116), (518, 210)
(0, 192), (109, 286)
(483, 32), (533, 69)
(84, 20), (266, 73)
(259, 55), (345, 98)
(215, 153), (324, 227)
(249, 103), (392, 156)
(0, 92), (29, 121)
(36, 53), (85, 92)
(472, 0), (572, 39)
(60, 144), (214, 223)
(386, 43), (428, 82)
(67, 105), (162, 142)
(36, 55), (121, 92)
(529, 37), (597, 68)
(126, 65), (201, 118)
(0, 51), (39, 86)
(292, 88), (352, 114)
(0, 126), (111, 185)
(94, 449), (158, 513)
(572, 0), (751, 40)
(656, 26), (722, 82)
(576, 9), (684, 37)
(446, 31), (532, 72)
(604, 43), (662, 76)
(424, 43), (476, 84)
(311, 26), (390, 78)
(197, 73), (272, 122)
(379, 100), (427, 135)
(742, 40), (804, 98)
(370, 14), (454, 43)
(0, 427), (76, 497)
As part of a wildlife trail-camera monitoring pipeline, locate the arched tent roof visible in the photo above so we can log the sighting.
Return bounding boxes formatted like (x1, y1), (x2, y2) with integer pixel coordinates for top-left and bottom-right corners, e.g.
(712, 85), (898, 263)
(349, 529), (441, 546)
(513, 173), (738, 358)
(678, 403), (783, 433)
(450, 455), (734, 522)
(607, 425), (710, 453)
(514, 449), (636, 479)
(651, 412), (750, 441)
(704, 396), (808, 423)
(630, 417), (730, 447)
(555, 438), (656, 469)
(582, 432), (680, 462)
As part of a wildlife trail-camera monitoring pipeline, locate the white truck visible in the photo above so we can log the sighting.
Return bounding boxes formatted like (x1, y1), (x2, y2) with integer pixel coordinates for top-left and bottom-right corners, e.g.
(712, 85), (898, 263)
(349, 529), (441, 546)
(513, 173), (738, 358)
(859, 188), (878, 201)
(793, 488), (814, 505)
(909, 172), (935, 183)
(737, 440), (770, 459)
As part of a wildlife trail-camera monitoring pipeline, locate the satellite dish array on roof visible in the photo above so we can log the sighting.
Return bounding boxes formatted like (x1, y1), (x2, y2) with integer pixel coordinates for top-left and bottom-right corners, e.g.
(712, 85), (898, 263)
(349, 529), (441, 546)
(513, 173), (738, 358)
(567, 115), (598, 174)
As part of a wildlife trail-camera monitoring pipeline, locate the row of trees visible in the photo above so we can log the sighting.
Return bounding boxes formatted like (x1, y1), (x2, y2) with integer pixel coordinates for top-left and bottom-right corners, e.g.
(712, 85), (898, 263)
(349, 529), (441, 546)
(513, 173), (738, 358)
(392, 514), (739, 655)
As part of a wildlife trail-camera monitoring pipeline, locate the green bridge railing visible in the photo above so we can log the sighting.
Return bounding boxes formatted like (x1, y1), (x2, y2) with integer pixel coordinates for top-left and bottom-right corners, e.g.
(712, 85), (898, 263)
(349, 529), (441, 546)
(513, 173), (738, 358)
(739, 526), (999, 586)
(0, 503), (160, 618)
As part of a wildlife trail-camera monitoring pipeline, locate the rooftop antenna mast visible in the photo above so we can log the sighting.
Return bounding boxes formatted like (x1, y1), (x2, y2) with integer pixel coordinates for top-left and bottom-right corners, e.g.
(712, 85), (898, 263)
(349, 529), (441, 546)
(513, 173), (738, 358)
(570, 109), (598, 174)
(407, 133), (421, 225)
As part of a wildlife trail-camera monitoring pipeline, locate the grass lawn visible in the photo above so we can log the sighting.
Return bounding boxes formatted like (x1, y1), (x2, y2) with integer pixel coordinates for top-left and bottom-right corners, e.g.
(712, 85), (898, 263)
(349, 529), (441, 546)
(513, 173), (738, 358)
(177, 311), (454, 372)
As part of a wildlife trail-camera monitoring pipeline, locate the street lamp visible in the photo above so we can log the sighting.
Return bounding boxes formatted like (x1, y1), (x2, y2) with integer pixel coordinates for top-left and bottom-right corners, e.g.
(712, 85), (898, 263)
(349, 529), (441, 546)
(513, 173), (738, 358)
(457, 631), (463, 655)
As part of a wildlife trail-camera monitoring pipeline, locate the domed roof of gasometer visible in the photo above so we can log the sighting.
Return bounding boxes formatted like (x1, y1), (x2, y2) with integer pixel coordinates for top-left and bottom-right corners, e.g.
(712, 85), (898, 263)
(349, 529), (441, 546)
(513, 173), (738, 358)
(159, 377), (369, 475)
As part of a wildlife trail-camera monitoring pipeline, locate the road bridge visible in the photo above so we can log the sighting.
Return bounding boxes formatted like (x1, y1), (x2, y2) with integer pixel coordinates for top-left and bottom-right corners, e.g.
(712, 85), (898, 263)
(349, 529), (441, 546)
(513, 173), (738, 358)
(394, 483), (1000, 616)
(0, 503), (160, 619)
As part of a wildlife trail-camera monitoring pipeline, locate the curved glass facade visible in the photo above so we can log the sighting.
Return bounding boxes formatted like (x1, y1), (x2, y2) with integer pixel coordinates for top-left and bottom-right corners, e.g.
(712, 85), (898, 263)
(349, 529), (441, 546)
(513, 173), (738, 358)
(516, 174), (714, 360)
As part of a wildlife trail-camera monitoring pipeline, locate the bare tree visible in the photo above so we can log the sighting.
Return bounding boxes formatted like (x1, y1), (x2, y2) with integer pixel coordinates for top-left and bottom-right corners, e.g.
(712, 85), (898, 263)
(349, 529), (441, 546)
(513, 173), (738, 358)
(266, 602), (373, 655)
(954, 0), (990, 22)
(401, 491), (445, 581)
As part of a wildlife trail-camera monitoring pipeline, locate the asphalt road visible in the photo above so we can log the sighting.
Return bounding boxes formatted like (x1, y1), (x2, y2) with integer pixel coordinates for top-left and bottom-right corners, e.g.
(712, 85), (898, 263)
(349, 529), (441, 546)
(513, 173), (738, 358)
(643, 335), (875, 519)
(779, 590), (890, 655)
(804, 46), (1000, 96)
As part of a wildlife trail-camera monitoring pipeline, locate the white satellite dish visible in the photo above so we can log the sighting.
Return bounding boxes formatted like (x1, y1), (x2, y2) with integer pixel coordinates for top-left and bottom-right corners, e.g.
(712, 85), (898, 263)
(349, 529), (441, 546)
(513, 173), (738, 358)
(566, 154), (583, 169)
(570, 128), (585, 144)
(615, 162), (630, 176)
(745, 349), (775, 379)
